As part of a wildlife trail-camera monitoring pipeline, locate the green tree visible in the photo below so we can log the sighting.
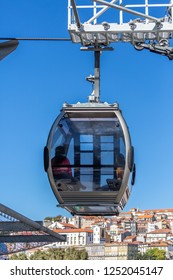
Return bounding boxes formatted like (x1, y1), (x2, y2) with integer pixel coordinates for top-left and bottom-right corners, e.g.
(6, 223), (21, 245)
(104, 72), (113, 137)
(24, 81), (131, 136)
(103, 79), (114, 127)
(44, 215), (62, 222)
(79, 248), (88, 260)
(135, 252), (150, 260)
(135, 248), (166, 260)
(10, 252), (28, 260)
(47, 248), (65, 260)
(64, 247), (88, 260)
(54, 215), (63, 222)
(29, 249), (50, 260)
(9, 247), (88, 260)
(28, 247), (88, 260)
(146, 248), (166, 260)
(44, 217), (53, 221)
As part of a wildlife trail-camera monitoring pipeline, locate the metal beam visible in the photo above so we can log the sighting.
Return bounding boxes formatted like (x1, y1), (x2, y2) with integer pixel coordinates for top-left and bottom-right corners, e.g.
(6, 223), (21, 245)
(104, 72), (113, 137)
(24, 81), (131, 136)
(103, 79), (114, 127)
(70, 0), (82, 28)
(0, 203), (65, 242)
(0, 221), (42, 231)
(0, 235), (64, 243)
(91, 0), (159, 22)
(87, 0), (119, 24)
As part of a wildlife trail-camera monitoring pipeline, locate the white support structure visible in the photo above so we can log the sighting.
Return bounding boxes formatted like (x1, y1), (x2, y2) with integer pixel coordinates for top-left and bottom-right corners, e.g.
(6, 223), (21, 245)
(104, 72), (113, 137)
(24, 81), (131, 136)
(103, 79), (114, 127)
(68, 0), (173, 47)
(68, 1), (173, 102)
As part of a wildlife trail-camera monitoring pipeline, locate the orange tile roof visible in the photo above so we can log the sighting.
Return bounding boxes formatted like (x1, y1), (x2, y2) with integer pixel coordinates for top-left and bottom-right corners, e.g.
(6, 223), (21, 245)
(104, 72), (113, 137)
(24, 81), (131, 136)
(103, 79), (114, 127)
(149, 242), (168, 247)
(125, 235), (136, 239)
(105, 242), (129, 245)
(137, 214), (153, 219)
(123, 208), (173, 214)
(134, 241), (148, 245)
(147, 228), (171, 234)
(60, 222), (77, 228)
(82, 216), (97, 219)
(142, 209), (173, 213)
(54, 228), (93, 234)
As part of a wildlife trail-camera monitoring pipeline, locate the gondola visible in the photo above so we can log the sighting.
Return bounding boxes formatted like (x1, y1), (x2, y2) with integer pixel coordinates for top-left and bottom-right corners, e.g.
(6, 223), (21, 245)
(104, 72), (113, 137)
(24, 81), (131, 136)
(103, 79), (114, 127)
(44, 94), (135, 216)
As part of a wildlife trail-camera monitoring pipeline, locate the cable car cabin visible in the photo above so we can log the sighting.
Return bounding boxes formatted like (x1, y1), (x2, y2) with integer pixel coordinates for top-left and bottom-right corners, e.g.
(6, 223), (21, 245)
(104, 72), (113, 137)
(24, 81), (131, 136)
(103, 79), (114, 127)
(44, 102), (135, 216)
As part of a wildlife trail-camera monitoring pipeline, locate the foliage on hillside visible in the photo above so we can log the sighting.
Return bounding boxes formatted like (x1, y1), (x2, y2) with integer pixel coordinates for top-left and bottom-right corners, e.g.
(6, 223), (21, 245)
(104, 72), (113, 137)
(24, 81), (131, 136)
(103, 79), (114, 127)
(9, 247), (88, 260)
(136, 248), (166, 260)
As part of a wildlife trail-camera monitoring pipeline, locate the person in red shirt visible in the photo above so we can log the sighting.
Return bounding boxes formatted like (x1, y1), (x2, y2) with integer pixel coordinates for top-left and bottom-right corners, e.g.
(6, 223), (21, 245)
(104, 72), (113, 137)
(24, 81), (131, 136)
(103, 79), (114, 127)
(51, 145), (86, 191)
(51, 146), (72, 180)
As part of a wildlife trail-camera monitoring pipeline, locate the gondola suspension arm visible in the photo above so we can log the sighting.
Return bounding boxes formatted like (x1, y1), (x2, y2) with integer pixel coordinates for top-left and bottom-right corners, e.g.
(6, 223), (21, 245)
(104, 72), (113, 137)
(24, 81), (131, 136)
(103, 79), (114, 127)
(134, 41), (173, 60)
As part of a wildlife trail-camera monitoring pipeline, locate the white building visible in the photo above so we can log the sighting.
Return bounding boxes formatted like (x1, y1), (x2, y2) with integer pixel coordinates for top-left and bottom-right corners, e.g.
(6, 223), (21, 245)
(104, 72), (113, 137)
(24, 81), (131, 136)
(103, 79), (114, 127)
(92, 225), (101, 244)
(48, 221), (77, 230)
(92, 225), (107, 244)
(46, 228), (93, 248)
(147, 221), (162, 232)
(146, 229), (171, 243)
(170, 220), (173, 234)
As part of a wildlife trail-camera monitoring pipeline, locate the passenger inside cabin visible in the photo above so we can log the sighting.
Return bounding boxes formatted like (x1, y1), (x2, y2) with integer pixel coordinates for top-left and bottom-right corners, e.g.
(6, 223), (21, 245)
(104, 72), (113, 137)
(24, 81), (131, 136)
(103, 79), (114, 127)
(51, 145), (86, 191)
(51, 145), (72, 180)
(116, 153), (125, 180)
(99, 153), (125, 191)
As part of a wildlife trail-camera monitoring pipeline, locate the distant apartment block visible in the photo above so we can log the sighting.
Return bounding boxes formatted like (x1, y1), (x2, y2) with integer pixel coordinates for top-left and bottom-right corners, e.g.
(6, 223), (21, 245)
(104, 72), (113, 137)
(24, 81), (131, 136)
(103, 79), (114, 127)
(146, 229), (172, 243)
(85, 243), (138, 260)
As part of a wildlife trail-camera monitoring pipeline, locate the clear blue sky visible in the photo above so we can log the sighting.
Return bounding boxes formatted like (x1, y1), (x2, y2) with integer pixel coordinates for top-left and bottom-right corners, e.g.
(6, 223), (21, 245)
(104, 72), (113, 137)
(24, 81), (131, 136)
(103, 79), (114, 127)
(1, 1), (173, 221)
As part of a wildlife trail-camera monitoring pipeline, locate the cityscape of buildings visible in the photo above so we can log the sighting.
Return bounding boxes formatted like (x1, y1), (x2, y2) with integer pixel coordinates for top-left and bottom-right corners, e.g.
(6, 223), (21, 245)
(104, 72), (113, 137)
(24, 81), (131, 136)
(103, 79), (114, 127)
(26, 207), (173, 260)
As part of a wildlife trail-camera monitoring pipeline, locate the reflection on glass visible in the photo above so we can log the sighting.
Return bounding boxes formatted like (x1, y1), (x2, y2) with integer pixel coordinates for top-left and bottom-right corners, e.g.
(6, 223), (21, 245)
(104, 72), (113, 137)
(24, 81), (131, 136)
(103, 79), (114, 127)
(101, 142), (114, 150)
(101, 152), (114, 165)
(80, 135), (93, 142)
(50, 116), (126, 192)
(81, 153), (93, 165)
(72, 205), (116, 214)
(80, 143), (93, 151)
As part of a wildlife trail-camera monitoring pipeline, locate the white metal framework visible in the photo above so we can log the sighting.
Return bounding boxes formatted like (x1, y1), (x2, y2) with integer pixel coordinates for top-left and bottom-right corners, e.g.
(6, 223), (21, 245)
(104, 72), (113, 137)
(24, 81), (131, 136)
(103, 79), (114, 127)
(68, 0), (173, 57)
